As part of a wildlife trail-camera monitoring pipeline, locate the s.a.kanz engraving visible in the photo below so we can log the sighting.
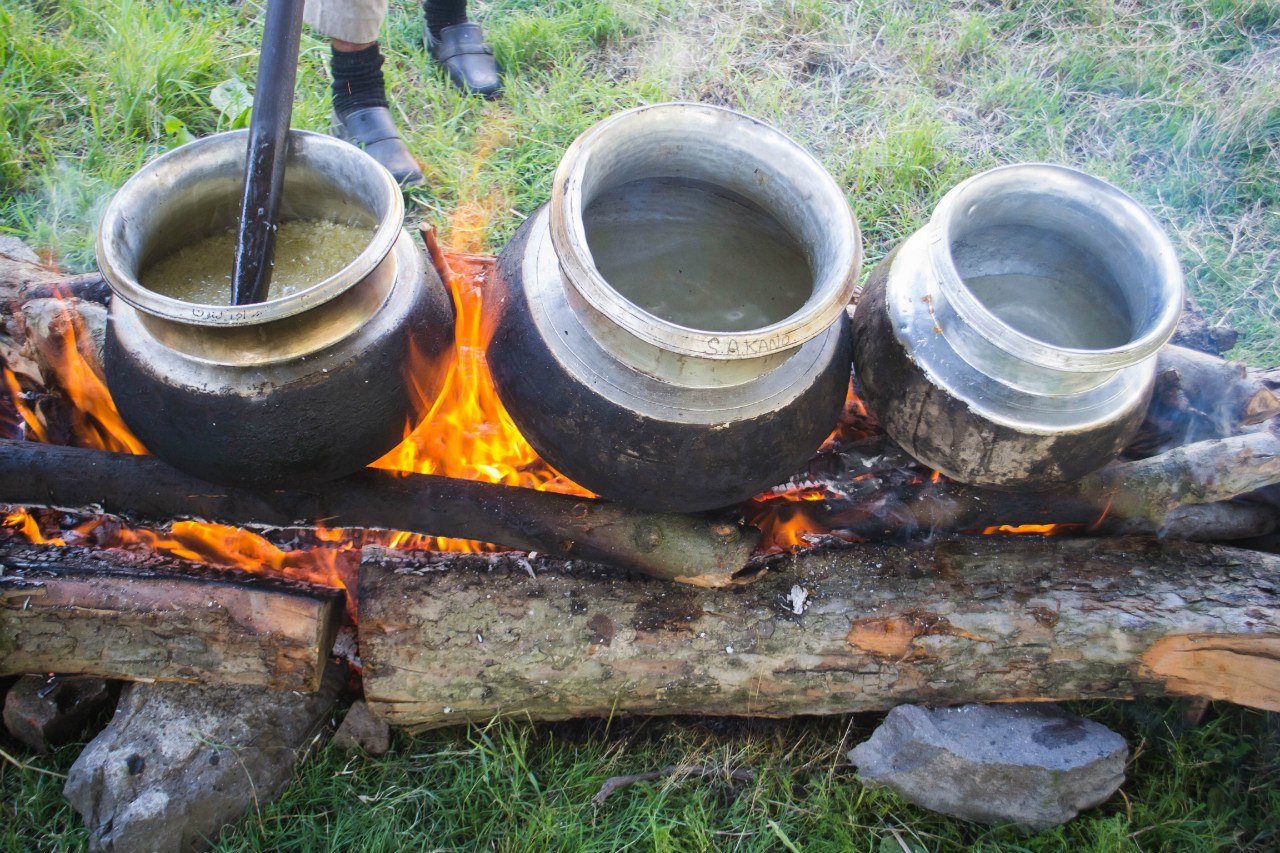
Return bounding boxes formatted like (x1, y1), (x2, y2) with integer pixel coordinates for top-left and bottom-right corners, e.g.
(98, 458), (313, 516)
(707, 333), (794, 356)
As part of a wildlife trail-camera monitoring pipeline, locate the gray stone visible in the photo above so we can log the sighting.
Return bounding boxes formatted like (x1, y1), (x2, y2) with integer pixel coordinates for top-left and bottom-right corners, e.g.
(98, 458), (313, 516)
(332, 700), (391, 756)
(3, 674), (115, 753)
(849, 703), (1127, 830)
(0, 236), (41, 265)
(64, 662), (344, 852)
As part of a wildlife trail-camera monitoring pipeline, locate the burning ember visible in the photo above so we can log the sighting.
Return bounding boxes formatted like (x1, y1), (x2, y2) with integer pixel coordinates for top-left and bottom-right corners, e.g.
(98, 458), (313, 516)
(2, 250), (1080, 593)
(2, 250), (835, 595)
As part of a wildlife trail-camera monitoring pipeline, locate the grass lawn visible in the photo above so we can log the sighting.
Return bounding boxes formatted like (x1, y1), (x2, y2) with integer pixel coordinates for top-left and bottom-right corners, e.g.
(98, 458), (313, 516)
(2, 0), (1279, 849)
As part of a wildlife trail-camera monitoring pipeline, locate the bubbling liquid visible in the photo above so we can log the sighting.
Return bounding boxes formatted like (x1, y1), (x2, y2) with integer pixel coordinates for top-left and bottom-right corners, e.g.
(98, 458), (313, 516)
(583, 177), (813, 333)
(140, 219), (375, 305)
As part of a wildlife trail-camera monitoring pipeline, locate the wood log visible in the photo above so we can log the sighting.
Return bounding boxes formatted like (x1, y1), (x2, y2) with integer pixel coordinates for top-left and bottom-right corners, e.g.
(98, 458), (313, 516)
(1129, 345), (1280, 457)
(766, 431), (1280, 543)
(358, 536), (1280, 729)
(0, 440), (759, 585)
(1079, 427), (1280, 523)
(0, 531), (342, 690)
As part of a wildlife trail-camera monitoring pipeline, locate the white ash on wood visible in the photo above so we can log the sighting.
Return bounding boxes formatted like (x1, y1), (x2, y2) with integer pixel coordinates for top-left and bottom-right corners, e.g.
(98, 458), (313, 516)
(358, 537), (1280, 730)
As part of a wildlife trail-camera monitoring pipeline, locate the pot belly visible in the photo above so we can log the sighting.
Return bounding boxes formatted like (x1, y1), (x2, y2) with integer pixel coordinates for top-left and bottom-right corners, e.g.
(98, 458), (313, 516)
(852, 245), (1153, 490)
(106, 235), (454, 487)
(486, 210), (852, 512)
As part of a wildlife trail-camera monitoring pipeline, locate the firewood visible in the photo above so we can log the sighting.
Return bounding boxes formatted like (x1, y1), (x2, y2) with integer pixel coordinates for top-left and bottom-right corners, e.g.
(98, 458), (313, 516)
(0, 531), (341, 690)
(0, 440), (759, 585)
(1078, 428), (1280, 523)
(358, 536), (1280, 729)
(0, 241), (110, 313)
(773, 431), (1280, 543)
(1129, 345), (1280, 456)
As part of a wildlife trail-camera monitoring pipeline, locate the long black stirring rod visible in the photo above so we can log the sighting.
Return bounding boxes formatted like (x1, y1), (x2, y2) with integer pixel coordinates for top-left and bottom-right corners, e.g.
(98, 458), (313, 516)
(230, 0), (305, 306)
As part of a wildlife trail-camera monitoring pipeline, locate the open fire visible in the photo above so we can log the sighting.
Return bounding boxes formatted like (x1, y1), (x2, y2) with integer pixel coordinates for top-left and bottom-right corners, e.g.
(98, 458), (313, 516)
(1, 249), (901, 598)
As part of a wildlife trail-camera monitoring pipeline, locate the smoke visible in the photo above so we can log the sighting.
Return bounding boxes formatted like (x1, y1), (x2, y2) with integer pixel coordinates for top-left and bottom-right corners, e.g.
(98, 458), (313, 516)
(9, 159), (123, 273)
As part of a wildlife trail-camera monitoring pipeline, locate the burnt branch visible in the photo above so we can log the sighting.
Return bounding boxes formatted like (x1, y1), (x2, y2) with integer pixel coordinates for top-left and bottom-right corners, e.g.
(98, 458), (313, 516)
(0, 440), (758, 585)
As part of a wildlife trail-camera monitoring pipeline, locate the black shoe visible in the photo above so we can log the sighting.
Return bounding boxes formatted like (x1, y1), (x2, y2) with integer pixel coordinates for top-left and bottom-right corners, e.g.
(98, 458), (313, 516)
(331, 106), (426, 188)
(426, 22), (502, 98)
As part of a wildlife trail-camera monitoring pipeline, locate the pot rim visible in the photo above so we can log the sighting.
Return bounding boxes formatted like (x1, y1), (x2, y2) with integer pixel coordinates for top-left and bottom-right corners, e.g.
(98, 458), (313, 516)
(96, 129), (404, 328)
(928, 162), (1184, 372)
(548, 102), (861, 361)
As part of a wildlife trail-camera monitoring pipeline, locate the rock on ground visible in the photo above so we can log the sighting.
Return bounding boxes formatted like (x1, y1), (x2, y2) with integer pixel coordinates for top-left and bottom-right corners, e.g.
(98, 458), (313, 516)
(849, 703), (1127, 831)
(332, 699), (390, 756)
(3, 674), (115, 753)
(64, 663), (344, 852)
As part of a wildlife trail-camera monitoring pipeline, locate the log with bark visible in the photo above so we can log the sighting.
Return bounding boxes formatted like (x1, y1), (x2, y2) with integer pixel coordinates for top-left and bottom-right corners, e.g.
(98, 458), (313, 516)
(0, 530), (342, 690)
(358, 536), (1280, 730)
(1129, 345), (1280, 457)
(759, 428), (1280, 544)
(0, 439), (759, 586)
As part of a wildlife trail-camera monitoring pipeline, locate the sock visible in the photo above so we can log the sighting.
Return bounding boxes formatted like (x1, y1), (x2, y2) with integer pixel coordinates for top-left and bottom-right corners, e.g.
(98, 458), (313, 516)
(425, 0), (468, 39)
(330, 43), (388, 118)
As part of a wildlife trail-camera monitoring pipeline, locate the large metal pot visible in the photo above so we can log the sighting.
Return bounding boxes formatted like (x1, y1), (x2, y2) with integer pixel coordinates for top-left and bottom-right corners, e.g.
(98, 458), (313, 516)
(485, 103), (861, 512)
(852, 163), (1183, 489)
(97, 130), (455, 487)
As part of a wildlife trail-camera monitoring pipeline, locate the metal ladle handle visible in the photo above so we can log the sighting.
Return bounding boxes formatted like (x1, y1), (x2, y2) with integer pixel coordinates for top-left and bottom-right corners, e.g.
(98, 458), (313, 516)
(231, 0), (305, 306)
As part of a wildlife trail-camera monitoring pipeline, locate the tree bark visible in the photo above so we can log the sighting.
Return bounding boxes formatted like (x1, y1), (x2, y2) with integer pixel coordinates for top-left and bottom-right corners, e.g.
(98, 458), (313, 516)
(359, 536), (1280, 729)
(1129, 345), (1280, 457)
(1078, 427), (1280, 523)
(0, 439), (759, 585)
(0, 532), (342, 690)
(767, 431), (1280, 543)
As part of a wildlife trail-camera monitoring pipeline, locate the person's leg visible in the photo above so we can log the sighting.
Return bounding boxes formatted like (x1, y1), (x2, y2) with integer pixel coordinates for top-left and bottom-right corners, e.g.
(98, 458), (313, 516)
(304, 0), (425, 187)
(423, 0), (501, 98)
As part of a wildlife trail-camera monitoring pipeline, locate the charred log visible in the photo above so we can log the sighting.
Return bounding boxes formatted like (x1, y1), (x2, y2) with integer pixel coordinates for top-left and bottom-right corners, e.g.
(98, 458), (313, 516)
(358, 536), (1280, 729)
(767, 431), (1280, 543)
(0, 531), (341, 690)
(0, 440), (759, 585)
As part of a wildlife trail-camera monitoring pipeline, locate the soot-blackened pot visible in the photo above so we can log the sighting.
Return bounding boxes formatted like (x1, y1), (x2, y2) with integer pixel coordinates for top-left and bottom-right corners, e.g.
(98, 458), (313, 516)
(484, 103), (861, 512)
(97, 130), (455, 487)
(851, 163), (1183, 489)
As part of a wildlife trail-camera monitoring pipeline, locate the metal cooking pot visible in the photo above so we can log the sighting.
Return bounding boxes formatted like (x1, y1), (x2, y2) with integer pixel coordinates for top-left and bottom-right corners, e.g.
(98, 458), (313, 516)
(97, 130), (455, 487)
(485, 103), (861, 512)
(851, 163), (1183, 489)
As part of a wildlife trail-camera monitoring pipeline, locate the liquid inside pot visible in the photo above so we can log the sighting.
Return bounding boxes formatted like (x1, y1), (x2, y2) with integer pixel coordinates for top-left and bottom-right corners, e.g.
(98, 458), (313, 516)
(582, 177), (812, 333)
(950, 224), (1135, 350)
(140, 218), (374, 305)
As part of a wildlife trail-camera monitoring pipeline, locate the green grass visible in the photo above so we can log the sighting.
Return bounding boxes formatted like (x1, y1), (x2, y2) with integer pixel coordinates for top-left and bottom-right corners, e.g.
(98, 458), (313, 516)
(4, 701), (1278, 850)
(3, 0), (1277, 358)
(2, 0), (1279, 848)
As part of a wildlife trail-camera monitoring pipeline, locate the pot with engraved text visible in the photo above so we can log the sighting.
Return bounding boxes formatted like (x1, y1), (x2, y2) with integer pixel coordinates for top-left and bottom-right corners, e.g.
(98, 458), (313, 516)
(484, 103), (862, 512)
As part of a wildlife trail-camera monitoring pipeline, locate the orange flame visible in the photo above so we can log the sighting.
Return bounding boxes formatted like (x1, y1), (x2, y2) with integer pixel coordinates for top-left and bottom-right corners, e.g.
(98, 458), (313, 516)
(2, 251), (590, 590)
(18, 299), (147, 454)
(981, 523), (1076, 536)
(371, 253), (590, 497)
(749, 504), (828, 552)
(4, 508), (64, 546)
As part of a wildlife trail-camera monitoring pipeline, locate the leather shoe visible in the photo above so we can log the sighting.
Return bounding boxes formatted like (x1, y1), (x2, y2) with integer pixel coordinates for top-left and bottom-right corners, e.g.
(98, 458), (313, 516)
(426, 22), (502, 98)
(331, 106), (425, 188)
